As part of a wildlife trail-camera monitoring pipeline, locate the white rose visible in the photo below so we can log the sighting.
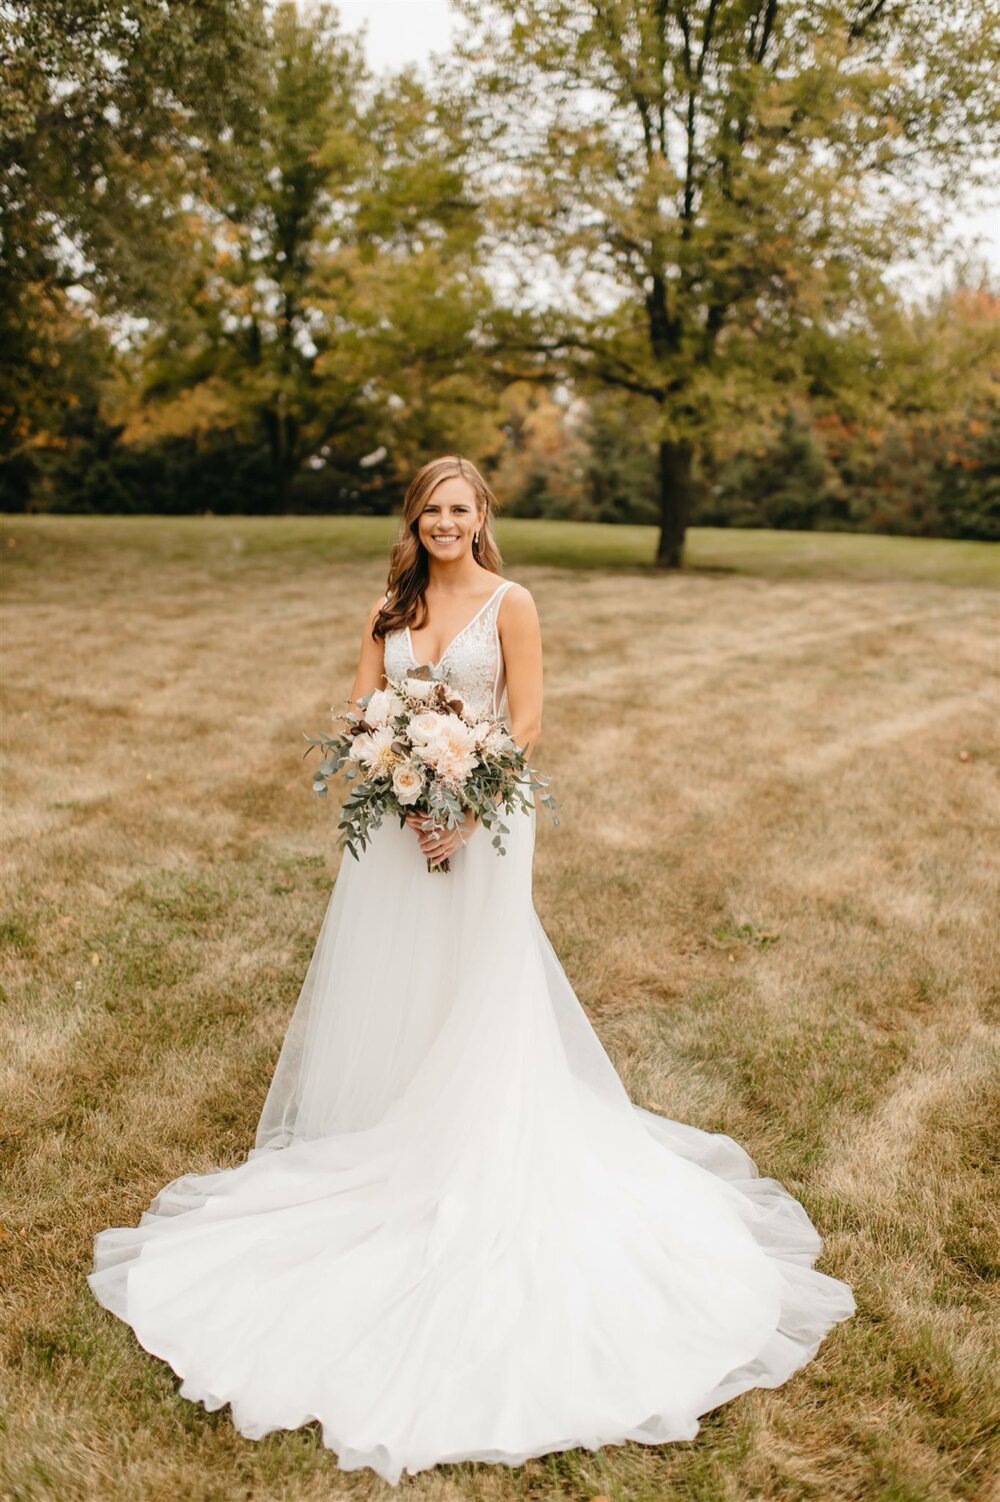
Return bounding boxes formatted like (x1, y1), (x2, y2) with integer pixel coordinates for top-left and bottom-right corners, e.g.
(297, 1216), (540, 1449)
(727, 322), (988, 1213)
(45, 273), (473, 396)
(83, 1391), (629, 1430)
(364, 687), (405, 728)
(403, 677), (438, 703)
(392, 761), (424, 805)
(408, 710), (451, 756)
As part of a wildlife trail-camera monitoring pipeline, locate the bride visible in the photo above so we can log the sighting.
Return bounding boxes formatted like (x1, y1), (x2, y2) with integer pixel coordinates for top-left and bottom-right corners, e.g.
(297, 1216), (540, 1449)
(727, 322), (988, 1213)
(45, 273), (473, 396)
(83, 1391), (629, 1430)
(88, 454), (856, 1485)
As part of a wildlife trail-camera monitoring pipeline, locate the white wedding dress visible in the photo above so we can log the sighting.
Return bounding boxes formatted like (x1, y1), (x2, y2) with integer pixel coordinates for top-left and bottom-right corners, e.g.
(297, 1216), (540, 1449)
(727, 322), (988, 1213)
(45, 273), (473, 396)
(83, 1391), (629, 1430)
(88, 578), (856, 1484)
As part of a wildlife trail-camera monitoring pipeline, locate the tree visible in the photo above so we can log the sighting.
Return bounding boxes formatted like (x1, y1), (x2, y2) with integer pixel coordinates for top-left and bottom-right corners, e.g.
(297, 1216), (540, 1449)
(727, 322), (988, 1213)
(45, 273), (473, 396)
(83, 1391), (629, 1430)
(486, 382), (595, 518)
(133, 3), (494, 509)
(454, 0), (1000, 564)
(935, 393), (1000, 542)
(0, 0), (265, 470)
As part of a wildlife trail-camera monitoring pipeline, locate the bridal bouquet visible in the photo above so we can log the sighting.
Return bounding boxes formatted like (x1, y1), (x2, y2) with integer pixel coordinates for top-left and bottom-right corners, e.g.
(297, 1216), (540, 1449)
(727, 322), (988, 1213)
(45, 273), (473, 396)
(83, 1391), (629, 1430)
(303, 666), (557, 873)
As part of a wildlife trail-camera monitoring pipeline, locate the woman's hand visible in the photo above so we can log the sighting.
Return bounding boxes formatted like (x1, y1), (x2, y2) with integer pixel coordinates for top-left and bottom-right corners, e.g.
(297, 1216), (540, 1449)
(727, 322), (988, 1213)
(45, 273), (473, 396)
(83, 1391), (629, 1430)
(404, 807), (480, 866)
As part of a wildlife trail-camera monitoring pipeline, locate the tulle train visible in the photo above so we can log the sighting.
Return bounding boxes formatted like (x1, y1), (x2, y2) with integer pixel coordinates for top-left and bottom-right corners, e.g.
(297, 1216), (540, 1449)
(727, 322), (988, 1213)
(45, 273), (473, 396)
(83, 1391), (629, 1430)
(89, 796), (856, 1484)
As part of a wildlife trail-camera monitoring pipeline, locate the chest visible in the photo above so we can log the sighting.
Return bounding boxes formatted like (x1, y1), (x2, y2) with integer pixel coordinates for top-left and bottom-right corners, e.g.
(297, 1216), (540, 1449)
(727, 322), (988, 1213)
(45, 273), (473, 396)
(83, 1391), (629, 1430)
(382, 615), (507, 720)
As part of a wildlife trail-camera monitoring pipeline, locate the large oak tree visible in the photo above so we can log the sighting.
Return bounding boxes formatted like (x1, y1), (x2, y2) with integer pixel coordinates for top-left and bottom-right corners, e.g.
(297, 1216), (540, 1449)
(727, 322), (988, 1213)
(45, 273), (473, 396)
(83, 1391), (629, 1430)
(454, 0), (999, 564)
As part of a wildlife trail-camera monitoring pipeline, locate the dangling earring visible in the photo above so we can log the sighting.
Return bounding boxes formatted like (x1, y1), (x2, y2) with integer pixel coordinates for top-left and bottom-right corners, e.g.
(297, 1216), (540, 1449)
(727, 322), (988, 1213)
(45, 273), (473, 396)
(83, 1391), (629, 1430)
(473, 530), (480, 548)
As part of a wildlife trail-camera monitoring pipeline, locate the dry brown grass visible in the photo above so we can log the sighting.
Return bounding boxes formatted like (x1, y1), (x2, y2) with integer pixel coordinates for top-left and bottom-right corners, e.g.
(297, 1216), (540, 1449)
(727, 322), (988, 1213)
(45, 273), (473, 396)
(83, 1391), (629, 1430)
(2, 516), (998, 1502)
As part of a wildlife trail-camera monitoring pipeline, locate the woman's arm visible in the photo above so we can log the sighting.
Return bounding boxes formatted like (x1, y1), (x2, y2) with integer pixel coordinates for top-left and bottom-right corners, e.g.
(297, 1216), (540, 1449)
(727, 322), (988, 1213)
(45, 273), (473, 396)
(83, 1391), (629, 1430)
(348, 595), (387, 711)
(497, 584), (543, 761)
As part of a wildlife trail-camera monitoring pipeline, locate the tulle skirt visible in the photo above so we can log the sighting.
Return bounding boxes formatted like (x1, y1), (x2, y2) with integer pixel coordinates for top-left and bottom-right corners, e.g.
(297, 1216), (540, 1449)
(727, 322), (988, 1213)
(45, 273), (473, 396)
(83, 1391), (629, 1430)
(88, 793), (856, 1484)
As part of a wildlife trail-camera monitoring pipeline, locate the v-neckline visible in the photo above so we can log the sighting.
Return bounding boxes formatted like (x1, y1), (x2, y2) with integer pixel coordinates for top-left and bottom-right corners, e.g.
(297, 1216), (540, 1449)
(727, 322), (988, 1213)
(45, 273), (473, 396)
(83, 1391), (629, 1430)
(405, 580), (508, 668)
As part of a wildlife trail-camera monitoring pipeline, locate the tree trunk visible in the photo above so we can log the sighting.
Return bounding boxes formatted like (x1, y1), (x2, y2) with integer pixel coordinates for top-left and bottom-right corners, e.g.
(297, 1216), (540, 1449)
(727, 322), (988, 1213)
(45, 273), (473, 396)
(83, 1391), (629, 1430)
(262, 395), (299, 512)
(275, 455), (292, 513)
(656, 438), (694, 567)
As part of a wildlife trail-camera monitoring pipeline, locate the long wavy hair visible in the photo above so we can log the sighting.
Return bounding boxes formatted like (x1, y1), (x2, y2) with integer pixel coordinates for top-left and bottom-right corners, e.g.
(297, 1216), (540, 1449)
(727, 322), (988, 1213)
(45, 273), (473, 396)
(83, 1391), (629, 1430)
(373, 455), (504, 640)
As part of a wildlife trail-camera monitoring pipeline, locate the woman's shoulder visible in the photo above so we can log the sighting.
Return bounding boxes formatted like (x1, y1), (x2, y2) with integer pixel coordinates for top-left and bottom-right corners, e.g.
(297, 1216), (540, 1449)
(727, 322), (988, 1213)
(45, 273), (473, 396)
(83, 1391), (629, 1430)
(495, 578), (539, 627)
(494, 575), (533, 601)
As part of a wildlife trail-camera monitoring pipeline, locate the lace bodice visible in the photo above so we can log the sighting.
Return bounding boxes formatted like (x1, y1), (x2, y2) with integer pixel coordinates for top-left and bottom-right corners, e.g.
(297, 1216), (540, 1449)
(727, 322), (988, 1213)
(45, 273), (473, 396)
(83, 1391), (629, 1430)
(382, 579), (516, 724)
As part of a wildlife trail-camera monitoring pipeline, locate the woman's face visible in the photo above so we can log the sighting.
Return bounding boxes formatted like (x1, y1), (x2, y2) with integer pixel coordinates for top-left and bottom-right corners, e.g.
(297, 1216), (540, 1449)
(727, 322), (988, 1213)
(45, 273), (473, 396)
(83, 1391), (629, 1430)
(416, 477), (483, 563)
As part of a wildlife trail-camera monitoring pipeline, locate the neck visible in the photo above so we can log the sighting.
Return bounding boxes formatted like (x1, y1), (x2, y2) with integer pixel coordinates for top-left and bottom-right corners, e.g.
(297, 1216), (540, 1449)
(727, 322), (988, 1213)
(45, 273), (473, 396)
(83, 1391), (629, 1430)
(424, 557), (487, 593)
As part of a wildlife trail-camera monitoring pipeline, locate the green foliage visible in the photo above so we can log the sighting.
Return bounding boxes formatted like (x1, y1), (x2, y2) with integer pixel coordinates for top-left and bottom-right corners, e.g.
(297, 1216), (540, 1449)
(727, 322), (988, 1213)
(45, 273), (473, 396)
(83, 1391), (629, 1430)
(454, 0), (1000, 560)
(1, 0), (266, 306)
(0, 0), (266, 461)
(580, 393), (659, 525)
(2, 2), (499, 510)
(485, 382), (661, 524)
(934, 395), (1000, 543)
(695, 398), (1000, 541)
(3, 1), (997, 543)
(702, 406), (850, 532)
(127, 3), (494, 508)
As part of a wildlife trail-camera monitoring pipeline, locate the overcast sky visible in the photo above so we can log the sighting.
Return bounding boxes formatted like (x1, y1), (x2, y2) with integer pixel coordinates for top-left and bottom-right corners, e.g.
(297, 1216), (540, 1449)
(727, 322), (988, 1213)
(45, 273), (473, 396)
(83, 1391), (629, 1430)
(334, 0), (998, 292)
(335, 0), (457, 76)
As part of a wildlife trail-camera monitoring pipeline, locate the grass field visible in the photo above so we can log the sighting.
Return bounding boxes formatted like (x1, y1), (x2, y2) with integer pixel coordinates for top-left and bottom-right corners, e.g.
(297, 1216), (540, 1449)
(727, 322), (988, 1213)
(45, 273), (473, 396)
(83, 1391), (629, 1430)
(2, 515), (998, 1502)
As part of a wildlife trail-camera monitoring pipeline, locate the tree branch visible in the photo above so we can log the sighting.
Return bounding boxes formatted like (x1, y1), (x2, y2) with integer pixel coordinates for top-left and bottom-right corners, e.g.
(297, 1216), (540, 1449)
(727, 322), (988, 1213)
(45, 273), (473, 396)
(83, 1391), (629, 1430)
(677, 5), (697, 235)
(752, 0), (779, 65)
(698, 0), (720, 80)
(484, 334), (667, 401)
(849, 0), (889, 40)
(592, 0), (655, 162)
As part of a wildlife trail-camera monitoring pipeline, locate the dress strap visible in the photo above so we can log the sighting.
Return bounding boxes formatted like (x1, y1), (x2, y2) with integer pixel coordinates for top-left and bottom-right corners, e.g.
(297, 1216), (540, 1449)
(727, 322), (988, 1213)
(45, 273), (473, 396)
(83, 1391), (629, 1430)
(491, 579), (516, 612)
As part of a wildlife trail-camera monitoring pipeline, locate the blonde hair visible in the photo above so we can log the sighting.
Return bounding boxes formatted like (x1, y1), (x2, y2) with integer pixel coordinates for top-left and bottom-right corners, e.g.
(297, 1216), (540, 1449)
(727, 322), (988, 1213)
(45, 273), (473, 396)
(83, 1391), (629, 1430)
(373, 455), (503, 639)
